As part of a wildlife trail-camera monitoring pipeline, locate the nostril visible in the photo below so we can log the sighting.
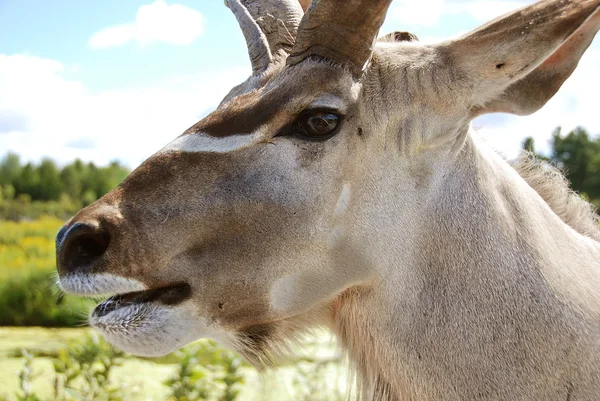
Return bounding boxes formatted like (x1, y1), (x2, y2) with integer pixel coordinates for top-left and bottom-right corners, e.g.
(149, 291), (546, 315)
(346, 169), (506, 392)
(70, 232), (110, 259)
(57, 222), (111, 274)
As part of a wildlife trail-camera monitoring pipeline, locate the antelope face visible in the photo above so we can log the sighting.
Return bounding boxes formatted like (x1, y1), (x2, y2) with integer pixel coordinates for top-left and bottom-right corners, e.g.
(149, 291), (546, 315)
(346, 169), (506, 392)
(55, 59), (375, 357)
(55, 0), (600, 360)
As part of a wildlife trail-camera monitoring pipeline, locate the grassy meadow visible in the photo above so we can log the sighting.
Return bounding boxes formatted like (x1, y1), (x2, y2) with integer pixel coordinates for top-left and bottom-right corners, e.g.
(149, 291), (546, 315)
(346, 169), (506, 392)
(0, 217), (348, 400)
(0, 217), (62, 278)
(0, 217), (92, 327)
(0, 327), (347, 401)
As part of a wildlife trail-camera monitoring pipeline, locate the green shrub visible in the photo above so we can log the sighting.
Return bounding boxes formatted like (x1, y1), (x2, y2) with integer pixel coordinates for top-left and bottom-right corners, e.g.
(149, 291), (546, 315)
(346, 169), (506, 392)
(289, 357), (346, 401)
(0, 272), (93, 327)
(53, 333), (126, 401)
(0, 330), (349, 401)
(0, 350), (43, 401)
(0, 334), (126, 401)
(1, 335), (247, 401)
(165, 341), (247, 401)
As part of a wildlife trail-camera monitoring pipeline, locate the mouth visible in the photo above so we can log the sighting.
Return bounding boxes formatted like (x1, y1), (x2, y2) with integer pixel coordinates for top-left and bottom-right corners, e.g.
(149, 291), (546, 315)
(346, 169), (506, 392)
(85, 281), (202, 357)
(91, 283), (191, 319)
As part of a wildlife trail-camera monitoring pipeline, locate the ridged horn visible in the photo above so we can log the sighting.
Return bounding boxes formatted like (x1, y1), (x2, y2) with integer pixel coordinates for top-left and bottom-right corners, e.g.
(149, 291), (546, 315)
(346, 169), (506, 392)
(241, 0), (304, 55)
(226, 0), (304, 74)
(287, 0), (393, 76)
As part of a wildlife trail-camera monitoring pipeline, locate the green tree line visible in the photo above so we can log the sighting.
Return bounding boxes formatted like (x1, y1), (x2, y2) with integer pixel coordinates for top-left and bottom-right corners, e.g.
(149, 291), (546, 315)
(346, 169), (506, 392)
(0, 154), (129, 220)
(523, 126), (600, 208)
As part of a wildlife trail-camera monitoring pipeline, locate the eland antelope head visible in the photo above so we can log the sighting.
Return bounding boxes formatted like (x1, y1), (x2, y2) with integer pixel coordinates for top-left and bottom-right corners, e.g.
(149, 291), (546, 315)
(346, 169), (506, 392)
(56, 0), (600, 399)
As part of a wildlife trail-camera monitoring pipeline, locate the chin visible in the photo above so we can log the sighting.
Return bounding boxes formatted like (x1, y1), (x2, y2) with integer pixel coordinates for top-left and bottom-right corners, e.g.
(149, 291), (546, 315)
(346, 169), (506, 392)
(90, 298), (202, 357)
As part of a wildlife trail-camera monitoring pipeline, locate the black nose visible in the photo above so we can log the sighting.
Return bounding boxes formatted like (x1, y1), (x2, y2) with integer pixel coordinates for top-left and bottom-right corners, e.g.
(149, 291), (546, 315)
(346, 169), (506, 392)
(56, 222), (111, 275)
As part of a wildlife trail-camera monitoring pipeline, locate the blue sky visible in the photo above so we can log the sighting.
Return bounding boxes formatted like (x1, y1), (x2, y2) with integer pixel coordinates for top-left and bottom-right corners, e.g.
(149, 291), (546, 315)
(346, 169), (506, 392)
(1, 0), (598, 167)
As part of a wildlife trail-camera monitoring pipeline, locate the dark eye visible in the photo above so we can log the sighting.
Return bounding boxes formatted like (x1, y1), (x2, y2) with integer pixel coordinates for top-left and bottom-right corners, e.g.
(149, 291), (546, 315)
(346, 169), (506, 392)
(296, 111), (341, 139)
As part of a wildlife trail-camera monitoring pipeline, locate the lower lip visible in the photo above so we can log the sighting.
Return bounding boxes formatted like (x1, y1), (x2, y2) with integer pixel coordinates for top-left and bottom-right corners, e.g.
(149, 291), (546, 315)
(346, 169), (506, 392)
(92, 283), (191, 318)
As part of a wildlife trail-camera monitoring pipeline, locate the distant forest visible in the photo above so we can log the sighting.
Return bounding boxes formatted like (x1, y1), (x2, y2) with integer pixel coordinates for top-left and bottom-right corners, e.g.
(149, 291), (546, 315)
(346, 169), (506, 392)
(0, 126), (598, 219)
(0, 156), (129, 219)
(523, 126), (600, 208)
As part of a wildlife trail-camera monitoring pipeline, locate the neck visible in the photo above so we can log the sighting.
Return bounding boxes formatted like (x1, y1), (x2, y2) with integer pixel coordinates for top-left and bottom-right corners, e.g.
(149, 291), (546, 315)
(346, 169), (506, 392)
(335, 133), (600, 400)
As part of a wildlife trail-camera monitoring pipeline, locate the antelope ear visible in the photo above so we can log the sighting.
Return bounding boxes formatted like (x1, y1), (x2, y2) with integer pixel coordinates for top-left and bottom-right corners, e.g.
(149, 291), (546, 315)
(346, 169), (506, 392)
(379, 31), (419, 43)
(446, 0), (600, 117)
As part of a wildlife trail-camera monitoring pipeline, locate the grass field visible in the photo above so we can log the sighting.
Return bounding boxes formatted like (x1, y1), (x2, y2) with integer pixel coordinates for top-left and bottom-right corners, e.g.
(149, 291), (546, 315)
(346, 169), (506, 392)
(0, 327), (175, 400)
(0, 216), (62, 278)
(0, 327), (347, 401)
(0, 216), (96, 327)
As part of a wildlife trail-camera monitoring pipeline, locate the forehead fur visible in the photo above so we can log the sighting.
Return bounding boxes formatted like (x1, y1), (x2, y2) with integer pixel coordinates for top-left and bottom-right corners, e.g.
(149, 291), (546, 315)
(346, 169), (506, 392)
(186, 61), (358, 138)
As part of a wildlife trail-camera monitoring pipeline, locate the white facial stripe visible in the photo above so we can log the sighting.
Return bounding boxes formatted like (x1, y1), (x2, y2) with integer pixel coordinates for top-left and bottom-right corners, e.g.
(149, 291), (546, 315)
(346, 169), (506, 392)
(335, 184), (352, 216)
(160, 131), (263, 154)
(59, 273), (147, 296)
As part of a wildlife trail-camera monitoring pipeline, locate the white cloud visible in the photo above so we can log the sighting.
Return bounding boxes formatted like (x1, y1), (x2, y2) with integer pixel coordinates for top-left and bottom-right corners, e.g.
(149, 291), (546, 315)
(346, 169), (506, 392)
(0, 53), (247, 167)
(391, 0), (446, 27)
(389, 0), (531, 27)
(446, 1), (527, 22)
(90, 25), (135, 49)
(89, 0), (204, 49)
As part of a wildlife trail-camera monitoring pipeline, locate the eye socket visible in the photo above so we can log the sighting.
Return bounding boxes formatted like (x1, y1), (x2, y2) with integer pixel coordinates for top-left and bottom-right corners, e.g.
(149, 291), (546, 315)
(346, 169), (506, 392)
(296, 111), (341, 140)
